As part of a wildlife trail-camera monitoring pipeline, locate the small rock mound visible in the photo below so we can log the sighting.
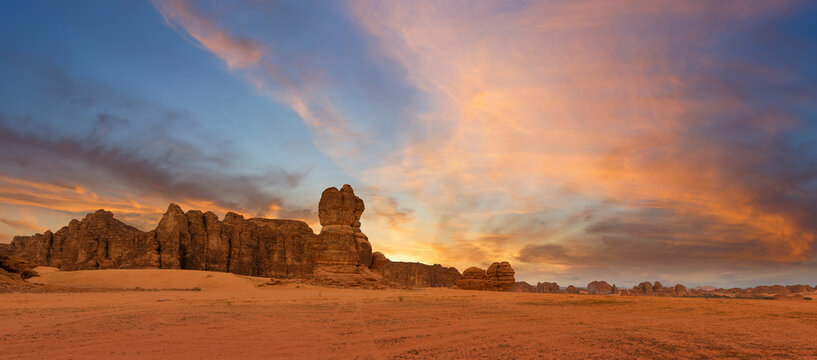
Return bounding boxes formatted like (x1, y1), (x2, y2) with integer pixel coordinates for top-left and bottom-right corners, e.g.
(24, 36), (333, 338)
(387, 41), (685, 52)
(512, 281), (536, 292)
(0, 254), (39, 291)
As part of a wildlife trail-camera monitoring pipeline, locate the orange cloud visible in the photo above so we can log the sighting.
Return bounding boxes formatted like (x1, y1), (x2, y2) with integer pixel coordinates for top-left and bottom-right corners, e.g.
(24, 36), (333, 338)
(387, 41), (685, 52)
(154, 0), (263, 69)
(150, 0), (814, 286)
(349, 0), (811, 272)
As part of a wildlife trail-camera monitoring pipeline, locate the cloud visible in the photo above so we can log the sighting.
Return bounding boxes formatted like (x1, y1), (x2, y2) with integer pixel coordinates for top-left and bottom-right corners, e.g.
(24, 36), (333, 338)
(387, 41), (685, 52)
(150, 0), (817, 286)
(349, 0), (816, 281)
(152, 0), (376, 165)
(0, 216), (44, 233)
(154, 0), (263, 69)
(0, 54), (310, 232)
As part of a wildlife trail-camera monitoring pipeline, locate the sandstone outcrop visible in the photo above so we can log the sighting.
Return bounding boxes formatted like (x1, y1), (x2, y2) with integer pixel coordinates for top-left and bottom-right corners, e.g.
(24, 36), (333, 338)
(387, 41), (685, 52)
(0, 243), (10, 256)
(537, 282), (561, 293)
(369, 251), (388, 270)
(512, 281), (536, 292)
(0, 254), (39, 291)
(11, 210), (159, 271)
(454, 262), (515, 291)
(0, 254), (39, 280)
(564, 285), (579, 294)
(313, 185), (373, 274)
(7, 185), (394, 283)
(511, 281), (561, 293)
(587, 280), (614, 295)
(10, 206), (318, 277)
(622, 281), (690, 297)
(378, 259), (461, 288)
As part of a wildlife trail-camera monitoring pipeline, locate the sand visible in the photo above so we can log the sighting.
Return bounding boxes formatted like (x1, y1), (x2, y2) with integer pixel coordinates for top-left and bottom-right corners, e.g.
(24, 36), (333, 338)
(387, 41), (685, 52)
(2, 269), (817, 359)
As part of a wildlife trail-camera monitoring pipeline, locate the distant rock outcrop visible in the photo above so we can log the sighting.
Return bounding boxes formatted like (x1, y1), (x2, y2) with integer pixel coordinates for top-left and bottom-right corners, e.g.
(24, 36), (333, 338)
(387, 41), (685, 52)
(455, 261), (515, 291)
(512, 281), (536, 292)
(621, 281), (690, 297)
(377, 259), (461, 288)
(537, 282), (561, 293)
(511, 281), (561, 293)
(587, 281), (614, 295)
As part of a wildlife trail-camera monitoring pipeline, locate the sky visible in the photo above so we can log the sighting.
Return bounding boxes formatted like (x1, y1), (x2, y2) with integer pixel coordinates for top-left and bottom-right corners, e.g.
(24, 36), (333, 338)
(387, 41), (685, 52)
(1, 0), (816, 288)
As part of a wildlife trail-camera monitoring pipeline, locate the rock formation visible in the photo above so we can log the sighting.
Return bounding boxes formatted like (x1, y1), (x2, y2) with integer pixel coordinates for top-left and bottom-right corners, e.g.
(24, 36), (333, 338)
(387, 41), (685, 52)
(564, 285), (579, 294)
(622, 281), (690, 297)
(587, 280), (614, 295)
(511, 281), (562, 293)
(0, 243), (10, 256)
(512, 281), (536, 292)
(10, 206), (318, 278)
(377, 259), (461, 288)
(7, 185), (396, 285)
(312, 185), (373, 276)
(0, 254), (39, 291)
(454, 261), (515, 291)
(537, 282), (561, 293)
(11, 210), (159, 271)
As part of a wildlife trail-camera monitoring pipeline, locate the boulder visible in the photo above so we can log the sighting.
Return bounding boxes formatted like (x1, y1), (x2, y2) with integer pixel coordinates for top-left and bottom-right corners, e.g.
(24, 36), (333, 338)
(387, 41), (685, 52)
(0, 254), (39, 279)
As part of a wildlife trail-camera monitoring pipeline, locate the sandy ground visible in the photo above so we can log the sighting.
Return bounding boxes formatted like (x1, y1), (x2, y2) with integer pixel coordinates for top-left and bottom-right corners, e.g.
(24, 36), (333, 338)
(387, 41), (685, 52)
(2, 269), (817, 359)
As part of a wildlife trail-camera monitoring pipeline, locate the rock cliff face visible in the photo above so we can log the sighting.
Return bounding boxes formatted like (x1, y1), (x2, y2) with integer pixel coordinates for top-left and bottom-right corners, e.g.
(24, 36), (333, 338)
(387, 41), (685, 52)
(11, 210), (159, 271)
(378, 259), (461, 288)
(454, 261), (515, 291)
(10, 205), (318, 277)
(7, 185), (393, 281)
(6, 184), (473, 288)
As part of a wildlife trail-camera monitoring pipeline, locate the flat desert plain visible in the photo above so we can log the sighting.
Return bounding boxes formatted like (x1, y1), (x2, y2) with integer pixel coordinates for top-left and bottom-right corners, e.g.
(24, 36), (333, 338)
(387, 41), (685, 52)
(2, 269), (817, 359)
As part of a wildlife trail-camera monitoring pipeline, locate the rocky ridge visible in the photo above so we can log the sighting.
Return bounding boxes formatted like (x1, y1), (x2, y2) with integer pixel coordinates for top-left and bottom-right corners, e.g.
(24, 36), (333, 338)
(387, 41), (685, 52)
(5, 184), (488, 290)
(8, 185), (387, 286)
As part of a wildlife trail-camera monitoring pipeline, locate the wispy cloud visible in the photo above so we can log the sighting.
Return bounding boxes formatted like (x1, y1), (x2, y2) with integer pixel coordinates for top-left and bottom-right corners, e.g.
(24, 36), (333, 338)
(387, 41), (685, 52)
(150, 0), (816, 286)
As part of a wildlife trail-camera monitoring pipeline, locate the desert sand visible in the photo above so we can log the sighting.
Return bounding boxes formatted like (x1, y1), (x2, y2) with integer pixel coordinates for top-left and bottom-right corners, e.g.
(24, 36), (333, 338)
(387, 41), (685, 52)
(2, 268), (816, 359)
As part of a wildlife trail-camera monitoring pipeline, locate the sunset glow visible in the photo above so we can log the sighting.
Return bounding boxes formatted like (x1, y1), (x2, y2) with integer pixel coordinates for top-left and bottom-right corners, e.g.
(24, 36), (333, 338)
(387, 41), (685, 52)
(1, 0), (816, 287)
